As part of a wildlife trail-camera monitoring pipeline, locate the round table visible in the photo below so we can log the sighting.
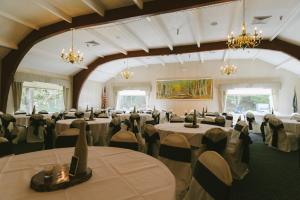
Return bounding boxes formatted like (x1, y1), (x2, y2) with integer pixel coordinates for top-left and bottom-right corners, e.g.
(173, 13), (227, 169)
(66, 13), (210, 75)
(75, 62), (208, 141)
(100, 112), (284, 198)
(117, 113), (153, 126)
(155, 123), (232, 147)
(0, 147), (175, 200)
(55, 118), (111, 145)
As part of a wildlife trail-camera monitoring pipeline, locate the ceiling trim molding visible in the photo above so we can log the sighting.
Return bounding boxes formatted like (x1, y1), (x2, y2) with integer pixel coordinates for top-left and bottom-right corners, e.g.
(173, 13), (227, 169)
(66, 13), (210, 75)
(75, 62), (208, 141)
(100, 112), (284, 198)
(72, 38), (300, 108)
(0, 0), (236, 111)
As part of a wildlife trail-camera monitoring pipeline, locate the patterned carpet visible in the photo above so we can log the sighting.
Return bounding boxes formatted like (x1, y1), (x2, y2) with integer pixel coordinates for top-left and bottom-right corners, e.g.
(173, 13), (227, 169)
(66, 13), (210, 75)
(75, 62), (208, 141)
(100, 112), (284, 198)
(230, 133), (300, 200)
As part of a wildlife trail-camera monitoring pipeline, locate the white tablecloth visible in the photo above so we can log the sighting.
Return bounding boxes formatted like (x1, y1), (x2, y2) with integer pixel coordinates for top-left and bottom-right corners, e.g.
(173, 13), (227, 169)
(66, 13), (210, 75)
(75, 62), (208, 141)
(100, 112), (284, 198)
(155, 123), (232, 147)
(0, 147), (175, 200)
(281, 119), (300, 135)
(55, 118), (111, 145)
(117, 113), (153, 126)
(14, 114), (51, 127)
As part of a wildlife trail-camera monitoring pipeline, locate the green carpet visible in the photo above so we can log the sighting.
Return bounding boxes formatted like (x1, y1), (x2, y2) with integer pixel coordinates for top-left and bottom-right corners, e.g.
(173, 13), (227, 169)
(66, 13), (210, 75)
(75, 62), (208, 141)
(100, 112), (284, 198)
(230, 134), (300, 200)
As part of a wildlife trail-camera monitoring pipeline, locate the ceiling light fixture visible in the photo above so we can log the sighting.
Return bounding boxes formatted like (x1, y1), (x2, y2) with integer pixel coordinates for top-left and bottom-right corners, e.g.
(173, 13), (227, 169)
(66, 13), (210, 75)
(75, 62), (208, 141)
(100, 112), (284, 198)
(227, 0), (262, 49)
(120, 60), (133, 80)
(220, 64), (237, 76)
(61, 28), (84, 64)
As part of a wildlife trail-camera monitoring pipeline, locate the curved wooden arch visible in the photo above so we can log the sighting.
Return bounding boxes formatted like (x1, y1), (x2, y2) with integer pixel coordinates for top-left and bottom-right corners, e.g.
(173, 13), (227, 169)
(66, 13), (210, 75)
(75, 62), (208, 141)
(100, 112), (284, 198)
(72, 38), (300, 108)
(0, 0), (236, 111)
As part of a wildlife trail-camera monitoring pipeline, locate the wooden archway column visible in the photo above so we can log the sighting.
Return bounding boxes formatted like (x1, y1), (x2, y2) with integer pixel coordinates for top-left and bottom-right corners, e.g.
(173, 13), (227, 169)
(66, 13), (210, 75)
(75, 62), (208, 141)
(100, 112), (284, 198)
(72, 38), (300, 108)
(0, 0), (237, 112)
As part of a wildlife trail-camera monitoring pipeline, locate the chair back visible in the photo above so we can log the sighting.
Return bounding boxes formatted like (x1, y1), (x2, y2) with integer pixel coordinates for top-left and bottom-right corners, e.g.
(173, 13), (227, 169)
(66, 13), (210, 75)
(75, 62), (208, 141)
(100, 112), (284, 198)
(158, 133), (192, 199)
(246, 112), (255, 130)
(225, 115), (233, 127)
(202, 128), (228, 154)
(0, 114), (16, 141)
(26, 114), (45, 143)
(152, 110), (160, 124)
(144, 124), (160, 157)
(55, 135), (78, 148)
(268, 117), (285, 148)
(184, 151), (232, 200)
(110, 130), (139, 151)
(130, 113), (140, 133)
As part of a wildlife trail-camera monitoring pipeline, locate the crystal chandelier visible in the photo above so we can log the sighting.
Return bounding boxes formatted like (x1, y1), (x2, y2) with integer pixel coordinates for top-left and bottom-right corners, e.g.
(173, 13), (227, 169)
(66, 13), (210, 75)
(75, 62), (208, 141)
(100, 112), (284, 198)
(220, 64), (237, 76)
(120, 60), (133, 79)
(227, 0), (262, 49)
(61, 28), (83, 64)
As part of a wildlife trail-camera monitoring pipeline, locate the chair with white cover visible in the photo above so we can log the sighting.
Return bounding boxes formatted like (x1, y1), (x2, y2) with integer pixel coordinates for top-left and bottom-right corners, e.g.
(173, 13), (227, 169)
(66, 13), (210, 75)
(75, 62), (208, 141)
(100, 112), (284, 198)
(109, 129), (139, 151)
(225, 114), (233, 127)
(184, 151), (232, 200)
(260, 114), (275, 144)
(224, 121), (252, 180)
(143, 124), (160, 157)
(26, 114), (45, 143)
(106, 117), (121, 145)
(202, 128), (228, 154)
(158, 133), (192, 200)
(268, 117), (299, 152)
(246, 112), (260, 133)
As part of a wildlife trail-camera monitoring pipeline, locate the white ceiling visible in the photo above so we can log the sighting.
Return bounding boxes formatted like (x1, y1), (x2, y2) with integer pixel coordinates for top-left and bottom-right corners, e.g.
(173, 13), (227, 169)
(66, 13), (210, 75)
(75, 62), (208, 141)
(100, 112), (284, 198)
(0, 0), (299, 80)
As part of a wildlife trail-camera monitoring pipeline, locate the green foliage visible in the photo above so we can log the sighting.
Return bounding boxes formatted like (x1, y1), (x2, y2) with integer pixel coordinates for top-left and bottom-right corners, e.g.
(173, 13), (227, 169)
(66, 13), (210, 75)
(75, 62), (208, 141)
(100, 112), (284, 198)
(225, 95), (270, 113)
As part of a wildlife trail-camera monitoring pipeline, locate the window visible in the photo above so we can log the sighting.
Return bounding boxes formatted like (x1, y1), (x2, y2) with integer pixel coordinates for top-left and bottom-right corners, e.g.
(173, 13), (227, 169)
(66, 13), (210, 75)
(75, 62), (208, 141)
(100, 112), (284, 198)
(20, 82), (64, 113)
(224, 88), (273, 114)
(116, 90), (147, 111)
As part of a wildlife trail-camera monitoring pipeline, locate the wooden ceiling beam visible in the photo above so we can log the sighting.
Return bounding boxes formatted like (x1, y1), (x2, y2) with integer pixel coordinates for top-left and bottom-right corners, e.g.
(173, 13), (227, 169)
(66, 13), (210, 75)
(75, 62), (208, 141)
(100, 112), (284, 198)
(72, 39), (300, 108)
(81, 0), (105, 16)
(0, 38), (18, 49)
(0, 0), (251, 111)
(0, 10), (39, 30)
(133, 0), (143, 10)
(34, 0), (72, 23)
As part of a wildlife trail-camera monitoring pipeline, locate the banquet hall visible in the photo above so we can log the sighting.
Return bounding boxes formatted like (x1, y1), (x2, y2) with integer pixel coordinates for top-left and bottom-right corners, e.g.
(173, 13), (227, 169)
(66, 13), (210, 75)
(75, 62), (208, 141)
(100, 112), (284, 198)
(0, 0), (300, 199)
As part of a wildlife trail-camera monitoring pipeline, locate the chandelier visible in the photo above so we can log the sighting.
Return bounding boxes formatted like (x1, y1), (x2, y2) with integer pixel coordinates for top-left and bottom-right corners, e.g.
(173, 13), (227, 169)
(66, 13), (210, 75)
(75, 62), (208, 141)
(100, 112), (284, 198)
(61, 28), (83, 64)
(227, 0), (262, 49)
(220, 64), (237, 76)
(120, 68), (133, 79)
(120, 60), (133, 79)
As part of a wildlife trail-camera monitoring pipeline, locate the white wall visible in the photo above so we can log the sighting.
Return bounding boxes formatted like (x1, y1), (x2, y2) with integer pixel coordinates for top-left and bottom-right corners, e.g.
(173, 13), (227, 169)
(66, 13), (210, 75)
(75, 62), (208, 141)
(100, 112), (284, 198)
(105, 59), (300, 115)
(78, 80), (103, 111)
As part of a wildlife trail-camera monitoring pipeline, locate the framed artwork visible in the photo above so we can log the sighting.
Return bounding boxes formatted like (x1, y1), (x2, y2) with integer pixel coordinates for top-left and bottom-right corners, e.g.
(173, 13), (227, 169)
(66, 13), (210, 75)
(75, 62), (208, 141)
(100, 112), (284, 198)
(156, 79), (213, 99)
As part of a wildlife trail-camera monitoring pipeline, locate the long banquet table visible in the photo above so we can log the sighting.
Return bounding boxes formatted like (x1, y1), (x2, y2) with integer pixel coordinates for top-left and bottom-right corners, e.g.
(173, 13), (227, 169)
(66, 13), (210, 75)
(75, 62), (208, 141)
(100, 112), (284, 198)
(155, 123), (232, 147)
(0, 147), (176, 200)
(55, 118), (111, 145)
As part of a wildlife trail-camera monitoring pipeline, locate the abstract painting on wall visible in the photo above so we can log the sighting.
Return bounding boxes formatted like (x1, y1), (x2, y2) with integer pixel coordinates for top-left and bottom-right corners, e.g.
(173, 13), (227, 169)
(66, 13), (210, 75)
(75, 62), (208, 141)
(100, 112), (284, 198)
(156, 79), (213, 99)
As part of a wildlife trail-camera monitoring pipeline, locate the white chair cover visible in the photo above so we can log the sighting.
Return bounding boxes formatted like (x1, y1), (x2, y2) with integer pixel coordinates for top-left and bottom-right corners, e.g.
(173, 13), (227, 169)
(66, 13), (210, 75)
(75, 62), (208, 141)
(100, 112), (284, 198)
(158, 133), (192, 200)
(143, 124), (160, 158)
(225, 114), (233, 127)
(262, 114), (275, 144)
(268, 117), (299, 152)
(26, 115), (45, 143)
(184, 151), (232, 200)
(224, 120), (250, 180)
(110, 130), (139, 151)
(246, 112), (260, 133)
